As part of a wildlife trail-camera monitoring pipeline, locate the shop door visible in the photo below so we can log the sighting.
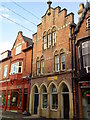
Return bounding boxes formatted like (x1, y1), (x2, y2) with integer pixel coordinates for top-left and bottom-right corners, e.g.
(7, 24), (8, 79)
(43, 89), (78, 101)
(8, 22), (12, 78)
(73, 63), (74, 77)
(63, 94), (69, 119)
(23, 94), (27, 111)
(34, 93), (39, 114)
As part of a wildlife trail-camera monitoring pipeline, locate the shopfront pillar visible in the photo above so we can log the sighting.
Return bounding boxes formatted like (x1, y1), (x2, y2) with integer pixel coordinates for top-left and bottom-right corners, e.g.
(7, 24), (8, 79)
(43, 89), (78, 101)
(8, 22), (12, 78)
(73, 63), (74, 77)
(46, 92), (50, 118)
(22, 84), (24, 111)
(38, 92), (41, 117)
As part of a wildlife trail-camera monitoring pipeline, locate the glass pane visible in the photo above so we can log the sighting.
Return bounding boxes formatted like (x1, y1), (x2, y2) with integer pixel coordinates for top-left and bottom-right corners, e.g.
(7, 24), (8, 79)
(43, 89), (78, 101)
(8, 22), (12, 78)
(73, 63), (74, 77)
(52, 94), (58, 109)
(52, 86), (57, 92)
(42, 94), (47, 108)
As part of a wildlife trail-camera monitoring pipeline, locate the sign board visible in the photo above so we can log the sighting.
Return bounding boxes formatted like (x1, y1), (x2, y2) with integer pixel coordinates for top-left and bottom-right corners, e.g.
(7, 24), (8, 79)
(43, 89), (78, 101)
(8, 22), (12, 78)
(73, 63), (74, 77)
(48, 76), (57, 81)
(80, 81), (90, 88)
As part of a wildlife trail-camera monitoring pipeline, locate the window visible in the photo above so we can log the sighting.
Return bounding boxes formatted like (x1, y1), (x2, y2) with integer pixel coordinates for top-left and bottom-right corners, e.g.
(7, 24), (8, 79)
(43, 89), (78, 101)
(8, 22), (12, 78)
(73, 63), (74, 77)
(48, 33), (51, 48)
(42, 86), (47, 109)
(41, 60), (44, 74)
(43, 36), (47, 50)
(78, 46), (81, 70)
(10, 62), (22, 74)
(82, 41), (90, 73)
(51, 85), (58, 109)
(4, 65), (8, 78)
(53, 31), (56, 46)
(55, 55), (59, 72)
(61, 53), (65, 71)
(11, 92), (18, 107)
(37, 61), (40, 75)
(15, 45), (21, 55)
(87, 17), (90, 29)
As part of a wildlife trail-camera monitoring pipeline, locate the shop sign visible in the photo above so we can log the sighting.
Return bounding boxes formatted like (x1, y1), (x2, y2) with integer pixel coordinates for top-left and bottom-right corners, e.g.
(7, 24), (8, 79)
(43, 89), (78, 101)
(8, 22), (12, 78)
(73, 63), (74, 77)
(48, 76), (57, 81)
(81, 82), (90, 88)
(84, 90), (90, 97)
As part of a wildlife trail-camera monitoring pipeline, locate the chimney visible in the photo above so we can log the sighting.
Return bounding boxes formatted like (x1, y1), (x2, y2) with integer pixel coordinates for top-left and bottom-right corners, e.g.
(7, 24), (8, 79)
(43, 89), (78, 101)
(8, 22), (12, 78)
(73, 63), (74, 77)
(78, 3), (84, 21)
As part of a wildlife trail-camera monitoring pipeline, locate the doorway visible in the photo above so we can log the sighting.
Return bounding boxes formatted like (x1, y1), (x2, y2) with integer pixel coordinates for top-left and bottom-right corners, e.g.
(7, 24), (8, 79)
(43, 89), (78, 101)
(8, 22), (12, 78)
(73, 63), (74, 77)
(61, 84), (69, 119)
(34, 86), (39, 114)
(23, 94), (27, 111)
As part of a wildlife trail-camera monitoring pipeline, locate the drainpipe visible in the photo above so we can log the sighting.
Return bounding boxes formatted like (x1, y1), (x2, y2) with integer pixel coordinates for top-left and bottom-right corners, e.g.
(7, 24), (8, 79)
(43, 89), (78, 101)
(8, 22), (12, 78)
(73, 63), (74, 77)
(27, 43), (33, 115)
(70, 24), (75, 118)
(73, 34), (79, 118)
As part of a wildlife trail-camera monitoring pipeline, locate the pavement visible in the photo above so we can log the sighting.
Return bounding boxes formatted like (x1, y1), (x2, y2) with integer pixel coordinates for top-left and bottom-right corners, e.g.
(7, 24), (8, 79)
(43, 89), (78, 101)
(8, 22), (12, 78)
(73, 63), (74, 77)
(0, 110), (57, 120)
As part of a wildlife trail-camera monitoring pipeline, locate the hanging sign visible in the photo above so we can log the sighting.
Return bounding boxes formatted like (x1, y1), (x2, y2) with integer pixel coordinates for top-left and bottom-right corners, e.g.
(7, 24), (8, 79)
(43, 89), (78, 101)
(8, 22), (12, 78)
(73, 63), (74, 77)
(48, 76), (57, 81)
(80, 82), (90, 88)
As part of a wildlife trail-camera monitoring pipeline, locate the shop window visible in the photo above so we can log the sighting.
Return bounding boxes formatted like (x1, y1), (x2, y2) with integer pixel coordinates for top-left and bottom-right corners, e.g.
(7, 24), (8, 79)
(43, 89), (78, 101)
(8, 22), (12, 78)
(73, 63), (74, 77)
(4, 65), (8, 78)
(48, 33), (52, 48)
(37, 61), (40, 75)
(82, 41), (90, 73)
(7, 92), (10, 106)
(55, 55), (59, 72)
(87, 17), (90, 29)
(61, 53), (65, 71)
(19, 94), (22, 107)
(15, 45), (21, 55)
(41, 86), (47, 108)
(41, 60), (44, 75)
(11, 92), (18, 107)
(10, 62), (22, 74)
(51, 85), (58, 110)
(3, 94), (6, 106)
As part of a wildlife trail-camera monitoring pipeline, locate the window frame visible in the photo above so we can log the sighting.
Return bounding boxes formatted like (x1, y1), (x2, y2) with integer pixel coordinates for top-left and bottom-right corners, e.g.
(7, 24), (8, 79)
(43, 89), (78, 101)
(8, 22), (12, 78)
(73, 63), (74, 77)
(15, 45), (22, 55)
(55, 55), (59, 72)
(50, 85), (58, 110)
(52, 31), (56, 46)
(4, 65), (8, 78)
(37, 61), (40, 75)
(61, 53), (65, 71)
(41, 60), (44, 75)
(43, 35), (47, 50)
(48, 33), (52, 48)
(87, 17), (90, 29)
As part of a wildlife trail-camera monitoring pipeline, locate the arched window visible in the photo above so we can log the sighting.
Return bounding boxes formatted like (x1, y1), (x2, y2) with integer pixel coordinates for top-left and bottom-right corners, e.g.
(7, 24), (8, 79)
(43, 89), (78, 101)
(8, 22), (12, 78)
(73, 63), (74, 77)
(36, 57), (40, 75)
(60, 49), (65, 71)
(43, 32), (47, 50)
(41, 55), (44, 75)
(41, 85), (47, 108)
(51, 84), (58, 109)
(52, 26), (56, 46)
(54, 50), (59, 72)
(48, 29), (52, 48)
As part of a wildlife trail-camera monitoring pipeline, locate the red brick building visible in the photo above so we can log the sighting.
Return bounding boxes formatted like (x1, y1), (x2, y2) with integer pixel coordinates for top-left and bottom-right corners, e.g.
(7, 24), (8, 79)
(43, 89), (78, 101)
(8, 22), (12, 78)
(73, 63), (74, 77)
(72, 2), (90, 119)
(30, 1), (75, 118)
(0, 31), (33, 113)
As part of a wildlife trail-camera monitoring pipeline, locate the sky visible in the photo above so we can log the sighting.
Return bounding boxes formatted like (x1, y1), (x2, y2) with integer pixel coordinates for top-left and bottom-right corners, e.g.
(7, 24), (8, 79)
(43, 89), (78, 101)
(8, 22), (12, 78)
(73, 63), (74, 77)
(0, 0), (87, 56)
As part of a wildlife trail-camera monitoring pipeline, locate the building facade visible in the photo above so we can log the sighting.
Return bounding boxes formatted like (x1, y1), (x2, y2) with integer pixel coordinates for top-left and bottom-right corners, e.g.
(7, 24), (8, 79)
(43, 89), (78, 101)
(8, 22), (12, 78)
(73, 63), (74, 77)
(72, 2), (90, 119)
(0, 31), (33, 113)
(30, 1), (75, 118)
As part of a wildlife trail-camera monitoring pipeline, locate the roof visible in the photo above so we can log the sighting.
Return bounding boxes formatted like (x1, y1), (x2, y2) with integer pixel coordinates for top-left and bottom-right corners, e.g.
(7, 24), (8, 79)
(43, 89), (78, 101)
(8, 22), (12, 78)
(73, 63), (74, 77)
(74, 2), (90, 34)
(22, 35), (32, 46)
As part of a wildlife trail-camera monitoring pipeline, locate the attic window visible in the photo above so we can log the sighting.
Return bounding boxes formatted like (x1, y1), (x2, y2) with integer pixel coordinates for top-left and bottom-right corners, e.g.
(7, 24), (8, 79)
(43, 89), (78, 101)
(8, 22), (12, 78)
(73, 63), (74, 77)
(87, 17), (90, 29)
(15, 45), (21, 55)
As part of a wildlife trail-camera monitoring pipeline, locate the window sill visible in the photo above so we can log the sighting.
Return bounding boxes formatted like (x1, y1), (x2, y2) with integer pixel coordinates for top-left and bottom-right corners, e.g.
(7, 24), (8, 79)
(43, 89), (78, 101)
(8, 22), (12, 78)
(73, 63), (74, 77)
(50, 108), (58, 112)
(41, 108), (47, 110)
(15, 52), (21, 56)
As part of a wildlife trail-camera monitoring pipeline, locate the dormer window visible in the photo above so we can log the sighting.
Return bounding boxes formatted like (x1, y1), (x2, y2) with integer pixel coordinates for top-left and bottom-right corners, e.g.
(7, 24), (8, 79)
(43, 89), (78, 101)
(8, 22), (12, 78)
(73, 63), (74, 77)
(87, 17), (90, 29)
(15, 45), (21, 55)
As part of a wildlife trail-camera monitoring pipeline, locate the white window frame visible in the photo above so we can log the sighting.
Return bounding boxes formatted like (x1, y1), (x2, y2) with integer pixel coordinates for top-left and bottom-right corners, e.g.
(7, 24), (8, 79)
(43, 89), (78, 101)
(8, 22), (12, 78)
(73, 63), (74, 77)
(43, 36), (47, 50)
(41, 60), (44, 75)
(37, 61), (40, 75)
(48, 33), (51, 48)
(15, 45), (21, 55)
(87, 17), (90, 29)
(41, 92), (47, 109)
(53, 31), (56, 46)
(55, 55), (59, 72)
(10, 62), (23, 75)
(61, 53), (65, 71)
(4, 65), (8, 78)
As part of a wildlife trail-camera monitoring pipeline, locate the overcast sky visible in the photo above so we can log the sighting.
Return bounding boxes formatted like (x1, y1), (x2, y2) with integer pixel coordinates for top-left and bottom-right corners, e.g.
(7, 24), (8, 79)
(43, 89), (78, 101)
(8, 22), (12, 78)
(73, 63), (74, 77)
(0, 0), (86, 55)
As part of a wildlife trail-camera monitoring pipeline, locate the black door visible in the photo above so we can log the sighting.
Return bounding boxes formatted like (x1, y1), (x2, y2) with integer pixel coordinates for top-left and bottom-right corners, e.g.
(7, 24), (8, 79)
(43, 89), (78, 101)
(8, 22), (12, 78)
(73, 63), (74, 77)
(63, 94), (69, 119)
(34, 94), (39, 114)
(23, 94), (27, 111)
